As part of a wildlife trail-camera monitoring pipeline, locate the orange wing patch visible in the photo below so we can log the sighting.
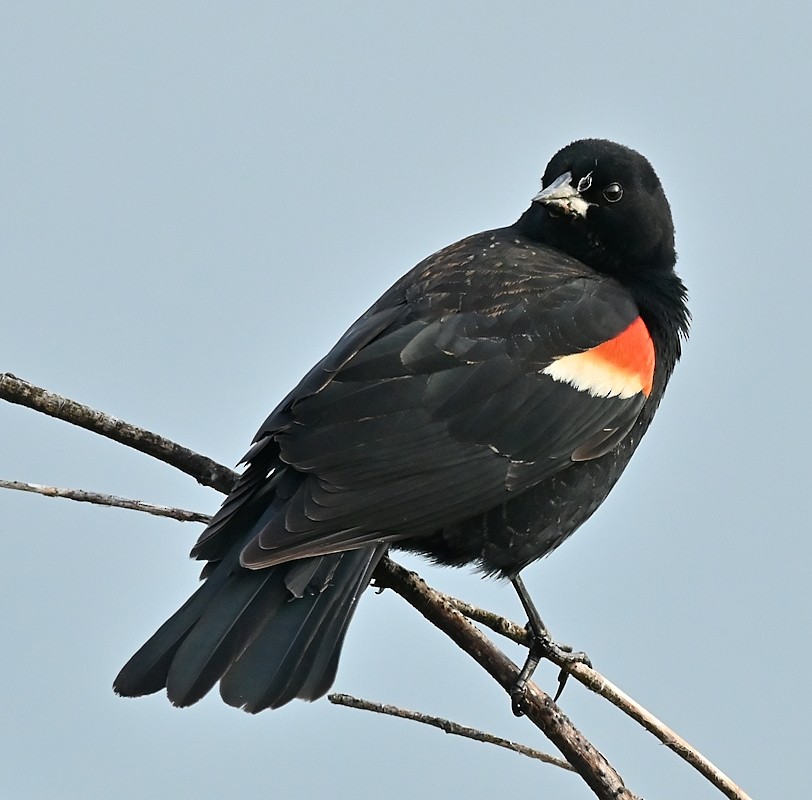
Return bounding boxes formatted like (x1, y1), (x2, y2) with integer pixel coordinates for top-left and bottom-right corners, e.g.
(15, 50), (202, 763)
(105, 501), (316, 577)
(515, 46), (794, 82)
(542, 317), (655, 398)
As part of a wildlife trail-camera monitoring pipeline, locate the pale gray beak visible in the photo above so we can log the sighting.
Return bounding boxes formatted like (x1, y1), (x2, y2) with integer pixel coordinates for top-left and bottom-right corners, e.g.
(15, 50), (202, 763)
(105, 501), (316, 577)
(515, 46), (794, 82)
(532, 171), (592, 218)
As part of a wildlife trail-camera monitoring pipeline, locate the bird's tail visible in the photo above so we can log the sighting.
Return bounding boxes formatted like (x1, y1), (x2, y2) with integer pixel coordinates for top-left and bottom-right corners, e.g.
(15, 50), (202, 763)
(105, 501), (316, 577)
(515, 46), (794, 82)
(114, 543), (386, 712)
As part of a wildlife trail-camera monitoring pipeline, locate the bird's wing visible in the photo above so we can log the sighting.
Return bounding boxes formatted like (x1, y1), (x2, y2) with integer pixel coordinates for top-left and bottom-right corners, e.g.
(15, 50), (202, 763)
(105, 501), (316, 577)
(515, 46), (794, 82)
(195, 231), (656, 568)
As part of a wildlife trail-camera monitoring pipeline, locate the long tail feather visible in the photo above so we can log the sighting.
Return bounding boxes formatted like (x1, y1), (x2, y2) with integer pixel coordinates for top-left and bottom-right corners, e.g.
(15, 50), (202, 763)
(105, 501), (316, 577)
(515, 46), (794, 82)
(113, 556), (235, 698)
(114, 544), (383, 710)
(219, 544), (385, 712)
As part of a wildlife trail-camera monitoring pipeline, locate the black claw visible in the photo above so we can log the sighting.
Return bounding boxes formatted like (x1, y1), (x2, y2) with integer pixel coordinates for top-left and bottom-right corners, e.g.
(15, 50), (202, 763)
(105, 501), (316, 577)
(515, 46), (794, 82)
(553, 669), (569, 702)
(553, 649), (592, 701)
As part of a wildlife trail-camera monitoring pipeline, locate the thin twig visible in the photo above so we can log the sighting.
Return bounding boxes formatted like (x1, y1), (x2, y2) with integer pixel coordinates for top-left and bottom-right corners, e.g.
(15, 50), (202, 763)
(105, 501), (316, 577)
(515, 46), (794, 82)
(438, 591), (528, 643)
(328, 693), (574, 771)
(0, 373), (239, 494)
(438, 593), (753, 800)
(0, 480), (212, 524)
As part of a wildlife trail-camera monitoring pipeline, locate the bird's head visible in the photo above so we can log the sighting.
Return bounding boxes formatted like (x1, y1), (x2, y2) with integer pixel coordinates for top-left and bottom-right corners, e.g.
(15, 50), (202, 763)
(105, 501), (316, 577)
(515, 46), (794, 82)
(520, 139), (676, 276)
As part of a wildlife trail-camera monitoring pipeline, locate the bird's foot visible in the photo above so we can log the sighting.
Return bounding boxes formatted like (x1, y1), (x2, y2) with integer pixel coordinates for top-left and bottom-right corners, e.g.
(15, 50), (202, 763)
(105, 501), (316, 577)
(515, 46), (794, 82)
(510, 626), (591, 715)
(509, 574), (591, 715)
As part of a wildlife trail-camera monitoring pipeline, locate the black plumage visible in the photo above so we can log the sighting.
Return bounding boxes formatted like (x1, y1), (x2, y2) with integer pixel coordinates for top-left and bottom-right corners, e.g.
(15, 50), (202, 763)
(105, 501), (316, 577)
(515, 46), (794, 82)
(115, 138), (689, 713)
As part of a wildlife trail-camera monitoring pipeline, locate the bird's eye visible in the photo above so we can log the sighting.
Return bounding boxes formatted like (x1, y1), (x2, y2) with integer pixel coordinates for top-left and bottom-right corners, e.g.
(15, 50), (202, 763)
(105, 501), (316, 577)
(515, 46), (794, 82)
(603, 182), (623, 203)
(577, 172), (593, 193)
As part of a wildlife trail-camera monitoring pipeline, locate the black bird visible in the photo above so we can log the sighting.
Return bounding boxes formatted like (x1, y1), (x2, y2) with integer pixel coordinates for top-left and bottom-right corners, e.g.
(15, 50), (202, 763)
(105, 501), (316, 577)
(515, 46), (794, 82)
(115, 138), (689, 713)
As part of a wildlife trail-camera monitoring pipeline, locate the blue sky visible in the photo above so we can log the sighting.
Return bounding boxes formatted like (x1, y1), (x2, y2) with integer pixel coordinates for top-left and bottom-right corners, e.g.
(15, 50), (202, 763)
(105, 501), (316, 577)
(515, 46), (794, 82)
(2, 3), (810, 798)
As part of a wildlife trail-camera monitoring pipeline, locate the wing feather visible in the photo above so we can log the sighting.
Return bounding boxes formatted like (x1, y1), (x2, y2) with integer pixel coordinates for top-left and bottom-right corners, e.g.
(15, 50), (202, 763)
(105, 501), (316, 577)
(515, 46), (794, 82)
(193, 230), (654, 571)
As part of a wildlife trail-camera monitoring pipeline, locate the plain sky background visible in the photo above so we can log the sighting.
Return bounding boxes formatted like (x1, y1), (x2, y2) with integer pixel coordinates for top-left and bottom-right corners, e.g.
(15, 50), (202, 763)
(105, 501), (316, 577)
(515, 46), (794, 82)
(1, 3), (810, 798)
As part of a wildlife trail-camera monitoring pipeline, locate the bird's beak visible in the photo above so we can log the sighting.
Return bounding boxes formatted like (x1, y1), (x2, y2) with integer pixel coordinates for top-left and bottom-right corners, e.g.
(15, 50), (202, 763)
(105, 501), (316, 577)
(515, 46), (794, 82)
(532, 171), (592, 218)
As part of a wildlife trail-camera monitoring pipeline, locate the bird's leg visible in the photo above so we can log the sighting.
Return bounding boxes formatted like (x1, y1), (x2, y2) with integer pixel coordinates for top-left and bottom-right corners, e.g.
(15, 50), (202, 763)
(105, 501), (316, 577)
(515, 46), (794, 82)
(509, 574), (591, 716)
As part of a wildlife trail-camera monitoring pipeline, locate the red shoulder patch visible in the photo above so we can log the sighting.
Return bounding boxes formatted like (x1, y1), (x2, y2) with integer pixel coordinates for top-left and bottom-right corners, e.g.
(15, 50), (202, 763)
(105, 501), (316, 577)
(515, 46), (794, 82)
(542, 317), (655, 398)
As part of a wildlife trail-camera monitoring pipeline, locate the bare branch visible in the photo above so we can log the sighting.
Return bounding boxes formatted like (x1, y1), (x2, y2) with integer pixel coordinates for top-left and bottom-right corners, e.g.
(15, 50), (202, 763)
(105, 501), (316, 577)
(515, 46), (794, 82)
(0, 480), (212, 524)
(328, 692), (574, 771)
(373, 557), (638, 800)
(439, 594), (753, 800)
(0, 373), (238, 494)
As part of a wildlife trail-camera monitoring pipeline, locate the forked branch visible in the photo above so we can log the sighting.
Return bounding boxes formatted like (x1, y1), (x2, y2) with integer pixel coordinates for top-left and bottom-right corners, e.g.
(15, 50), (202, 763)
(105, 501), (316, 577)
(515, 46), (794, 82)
(0, 373), (752, 800)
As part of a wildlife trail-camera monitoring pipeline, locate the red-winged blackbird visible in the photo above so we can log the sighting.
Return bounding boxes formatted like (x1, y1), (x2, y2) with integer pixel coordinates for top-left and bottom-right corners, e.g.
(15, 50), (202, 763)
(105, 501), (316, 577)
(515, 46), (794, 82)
(115, 139), (689, 713)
